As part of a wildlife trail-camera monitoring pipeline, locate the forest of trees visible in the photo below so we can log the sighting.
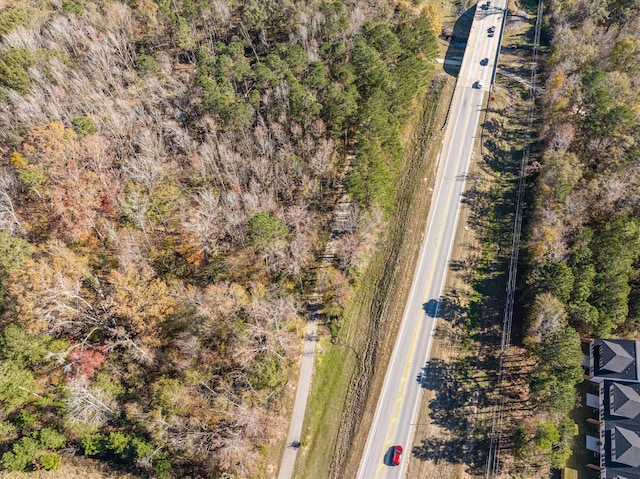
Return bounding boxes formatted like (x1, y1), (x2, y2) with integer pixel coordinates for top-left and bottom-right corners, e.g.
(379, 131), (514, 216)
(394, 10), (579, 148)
(0, 0), (438, 477)
(516, 0), (640, 473)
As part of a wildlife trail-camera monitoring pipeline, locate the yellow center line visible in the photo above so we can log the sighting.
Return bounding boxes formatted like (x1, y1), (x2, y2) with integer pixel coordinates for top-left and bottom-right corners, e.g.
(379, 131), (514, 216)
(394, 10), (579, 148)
(372, 85), (479, 478)
(368, 3), (488, 478)
(373, 316), (425, 479)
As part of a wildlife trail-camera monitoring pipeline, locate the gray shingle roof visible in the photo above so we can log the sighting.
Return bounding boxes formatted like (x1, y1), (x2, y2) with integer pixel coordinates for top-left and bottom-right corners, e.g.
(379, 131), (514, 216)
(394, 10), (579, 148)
(611, 383), (640, 419)
(602, 340), (635, 374)
(612, 426), (640, 467)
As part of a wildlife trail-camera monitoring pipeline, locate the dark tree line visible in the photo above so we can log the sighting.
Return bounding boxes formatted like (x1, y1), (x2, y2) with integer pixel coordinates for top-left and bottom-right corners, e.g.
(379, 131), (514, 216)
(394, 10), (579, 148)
(515, 0), (640, 474)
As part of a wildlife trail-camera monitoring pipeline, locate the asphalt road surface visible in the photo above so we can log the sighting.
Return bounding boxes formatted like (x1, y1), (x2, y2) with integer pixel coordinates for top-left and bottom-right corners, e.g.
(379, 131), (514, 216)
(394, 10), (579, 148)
(356, 2), (506, 478)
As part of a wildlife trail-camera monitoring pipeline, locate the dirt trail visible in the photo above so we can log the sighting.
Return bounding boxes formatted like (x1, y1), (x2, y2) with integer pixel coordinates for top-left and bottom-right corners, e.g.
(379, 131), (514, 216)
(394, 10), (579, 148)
(278, 177), (356, 479)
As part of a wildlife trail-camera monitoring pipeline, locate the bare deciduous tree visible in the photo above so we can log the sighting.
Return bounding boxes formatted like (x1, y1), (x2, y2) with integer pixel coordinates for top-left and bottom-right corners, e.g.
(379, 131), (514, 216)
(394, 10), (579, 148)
(549, 123), (575, 154)
(182, 189), (223, 260)
(244, 296), (298, 359)
(0, 170), (23, 234)
(65, 377), (118, 427)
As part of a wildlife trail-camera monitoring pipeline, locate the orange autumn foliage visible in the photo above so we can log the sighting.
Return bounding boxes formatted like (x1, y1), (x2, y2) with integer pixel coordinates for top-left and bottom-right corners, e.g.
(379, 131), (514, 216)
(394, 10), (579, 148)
(107, 263), (176, 339)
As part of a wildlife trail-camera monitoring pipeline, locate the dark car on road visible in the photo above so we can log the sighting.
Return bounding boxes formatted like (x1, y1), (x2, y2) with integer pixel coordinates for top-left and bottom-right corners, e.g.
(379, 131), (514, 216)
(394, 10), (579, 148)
(391, 445), (403, 466)
(480, 57), (489, 66)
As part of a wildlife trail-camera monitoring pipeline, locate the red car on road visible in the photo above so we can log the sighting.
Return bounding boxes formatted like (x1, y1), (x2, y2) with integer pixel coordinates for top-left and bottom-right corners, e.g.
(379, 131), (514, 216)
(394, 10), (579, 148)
(391, 445), (403, 466)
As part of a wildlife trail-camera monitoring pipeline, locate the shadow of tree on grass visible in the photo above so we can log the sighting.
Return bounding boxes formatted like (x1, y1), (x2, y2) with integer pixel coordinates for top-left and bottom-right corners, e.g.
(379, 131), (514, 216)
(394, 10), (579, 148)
(443, 6), (476, 77)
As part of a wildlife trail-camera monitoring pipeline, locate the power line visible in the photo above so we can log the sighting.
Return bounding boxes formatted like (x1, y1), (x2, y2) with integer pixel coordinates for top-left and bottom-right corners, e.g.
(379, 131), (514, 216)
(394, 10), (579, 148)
(484, 0), (543, 476)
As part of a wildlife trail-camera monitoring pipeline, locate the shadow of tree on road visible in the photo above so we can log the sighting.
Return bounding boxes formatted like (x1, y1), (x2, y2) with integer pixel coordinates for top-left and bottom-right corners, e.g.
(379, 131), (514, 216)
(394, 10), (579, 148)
(410, 283), (507, 475)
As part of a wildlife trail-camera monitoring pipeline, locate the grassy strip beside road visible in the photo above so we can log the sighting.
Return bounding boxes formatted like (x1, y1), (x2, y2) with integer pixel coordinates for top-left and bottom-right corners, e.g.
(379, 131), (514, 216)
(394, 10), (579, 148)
(294, 75), (455, 479)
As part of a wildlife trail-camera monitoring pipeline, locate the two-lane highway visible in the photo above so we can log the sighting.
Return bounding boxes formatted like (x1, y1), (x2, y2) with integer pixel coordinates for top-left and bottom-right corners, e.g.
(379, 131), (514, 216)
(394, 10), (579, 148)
(356, 2), (506, 478)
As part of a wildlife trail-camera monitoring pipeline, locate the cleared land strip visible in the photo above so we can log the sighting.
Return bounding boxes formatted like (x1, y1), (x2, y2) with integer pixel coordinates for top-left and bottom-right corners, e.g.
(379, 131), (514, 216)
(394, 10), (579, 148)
(485, 0), (543, 475)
